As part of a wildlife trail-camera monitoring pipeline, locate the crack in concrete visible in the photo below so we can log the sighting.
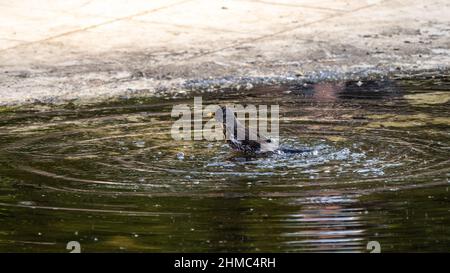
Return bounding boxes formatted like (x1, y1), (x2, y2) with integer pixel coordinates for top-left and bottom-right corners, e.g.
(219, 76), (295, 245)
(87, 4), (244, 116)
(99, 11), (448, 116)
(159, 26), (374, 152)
(182, 0), (391, 61)
(0, 0), (195, 53)
(241, 0), (347, 13)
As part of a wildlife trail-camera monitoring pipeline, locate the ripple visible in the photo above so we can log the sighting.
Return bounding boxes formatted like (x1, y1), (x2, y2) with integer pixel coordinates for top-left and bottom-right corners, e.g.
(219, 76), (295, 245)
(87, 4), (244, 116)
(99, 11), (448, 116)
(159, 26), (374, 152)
(0, 78), (449, 252)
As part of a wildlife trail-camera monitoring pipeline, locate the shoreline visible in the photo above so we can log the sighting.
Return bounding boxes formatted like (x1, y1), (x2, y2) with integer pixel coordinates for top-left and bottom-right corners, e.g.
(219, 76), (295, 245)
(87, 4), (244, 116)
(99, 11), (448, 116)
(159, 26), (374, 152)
(1, 67), (448, 107)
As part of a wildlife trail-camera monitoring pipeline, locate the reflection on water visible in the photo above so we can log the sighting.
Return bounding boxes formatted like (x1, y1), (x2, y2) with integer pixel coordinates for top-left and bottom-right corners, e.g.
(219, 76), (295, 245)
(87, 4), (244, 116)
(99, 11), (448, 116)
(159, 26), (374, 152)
(0, 74), (449, 252)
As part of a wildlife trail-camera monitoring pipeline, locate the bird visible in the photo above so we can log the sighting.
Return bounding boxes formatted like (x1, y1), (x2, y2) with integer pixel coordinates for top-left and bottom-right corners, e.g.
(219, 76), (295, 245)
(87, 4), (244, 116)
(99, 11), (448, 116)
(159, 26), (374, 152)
(215, 106), (309, 154)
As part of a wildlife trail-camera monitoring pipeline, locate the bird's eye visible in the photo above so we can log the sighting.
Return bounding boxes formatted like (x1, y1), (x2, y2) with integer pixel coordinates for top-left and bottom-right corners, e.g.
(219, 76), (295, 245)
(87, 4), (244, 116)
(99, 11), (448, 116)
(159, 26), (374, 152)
(266, 139), (272, 143)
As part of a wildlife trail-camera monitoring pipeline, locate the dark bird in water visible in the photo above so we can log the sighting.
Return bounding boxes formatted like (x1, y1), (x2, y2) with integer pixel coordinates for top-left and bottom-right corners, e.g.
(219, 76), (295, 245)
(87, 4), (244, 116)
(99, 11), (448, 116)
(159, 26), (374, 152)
(215, 106), (309, 154)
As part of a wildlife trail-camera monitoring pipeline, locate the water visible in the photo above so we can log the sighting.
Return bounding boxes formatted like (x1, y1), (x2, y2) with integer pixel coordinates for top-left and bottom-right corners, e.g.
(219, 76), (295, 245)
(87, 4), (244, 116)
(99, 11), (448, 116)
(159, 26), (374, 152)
(0, 74), (449, 252)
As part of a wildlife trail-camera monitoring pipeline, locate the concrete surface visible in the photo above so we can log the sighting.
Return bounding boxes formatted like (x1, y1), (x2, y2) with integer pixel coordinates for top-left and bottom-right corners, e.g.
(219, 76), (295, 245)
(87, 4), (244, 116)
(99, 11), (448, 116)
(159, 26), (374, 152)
(0, 0), (449, 105)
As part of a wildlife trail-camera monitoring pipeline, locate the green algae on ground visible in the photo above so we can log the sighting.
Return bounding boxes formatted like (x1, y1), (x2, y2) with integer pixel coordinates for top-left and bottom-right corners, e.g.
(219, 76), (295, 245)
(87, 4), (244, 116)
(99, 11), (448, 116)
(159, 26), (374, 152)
(325, 136), (347, 142)
(365, 113), (450, 128)
(404, 91), (450, 105)
(0, 106), (17, 113)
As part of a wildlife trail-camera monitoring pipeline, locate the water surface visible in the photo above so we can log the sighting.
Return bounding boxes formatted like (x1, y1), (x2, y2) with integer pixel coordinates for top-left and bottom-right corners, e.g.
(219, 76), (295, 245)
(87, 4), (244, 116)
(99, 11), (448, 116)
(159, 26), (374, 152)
(0, 74), (449, 252)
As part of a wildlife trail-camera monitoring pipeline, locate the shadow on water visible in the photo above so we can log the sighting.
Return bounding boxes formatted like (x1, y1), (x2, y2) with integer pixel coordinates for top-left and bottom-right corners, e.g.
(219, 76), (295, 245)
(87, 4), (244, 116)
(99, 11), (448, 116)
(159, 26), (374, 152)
(0, 74), (449, 252)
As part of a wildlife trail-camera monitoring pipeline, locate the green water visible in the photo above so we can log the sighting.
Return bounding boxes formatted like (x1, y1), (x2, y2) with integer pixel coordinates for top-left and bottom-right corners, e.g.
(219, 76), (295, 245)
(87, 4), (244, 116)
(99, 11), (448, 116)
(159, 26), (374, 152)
(0, 75), (449, 252)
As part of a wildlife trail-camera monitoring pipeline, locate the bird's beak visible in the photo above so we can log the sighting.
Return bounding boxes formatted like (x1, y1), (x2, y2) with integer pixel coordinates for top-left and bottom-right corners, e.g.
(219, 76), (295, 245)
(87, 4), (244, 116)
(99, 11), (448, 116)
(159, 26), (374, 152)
(206, 112), (214, 118)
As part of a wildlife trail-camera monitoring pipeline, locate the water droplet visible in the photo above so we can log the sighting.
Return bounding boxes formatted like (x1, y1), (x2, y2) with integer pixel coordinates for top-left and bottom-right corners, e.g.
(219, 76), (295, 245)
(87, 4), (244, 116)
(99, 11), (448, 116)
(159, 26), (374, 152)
(133, 140), (145, 148)
(18, 201), (36, 206)
(176, 152), (185, 160)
